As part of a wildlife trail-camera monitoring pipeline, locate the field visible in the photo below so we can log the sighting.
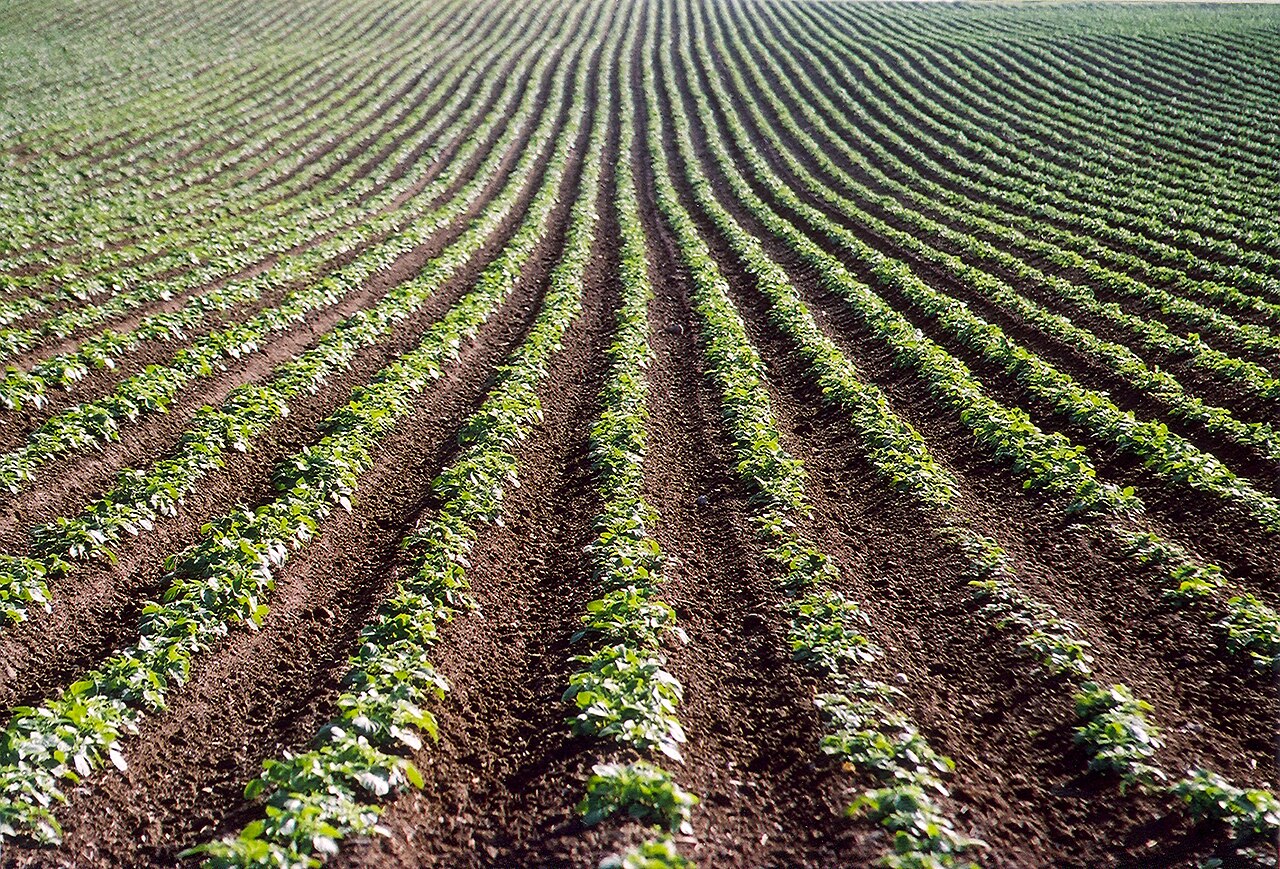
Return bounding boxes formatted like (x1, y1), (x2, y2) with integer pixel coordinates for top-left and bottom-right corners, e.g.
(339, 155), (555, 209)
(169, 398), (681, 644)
(0, 0), (1277, 866)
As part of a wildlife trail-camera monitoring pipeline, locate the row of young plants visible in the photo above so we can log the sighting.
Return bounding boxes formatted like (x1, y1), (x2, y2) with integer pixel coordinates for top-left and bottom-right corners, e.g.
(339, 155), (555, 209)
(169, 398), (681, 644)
(918, 23), (1279, 214)
(6, 0), (346, 165)
(0, 0), (281, 143)
(643, 24), (979, 866)
(905, 30), (1280, 272)
(0, 0), (516, 305)
(0, 1), (555, 399)
(0, 0), (448, 263)
(0, 24), (598, 844)
(16, 0), (515, 276)
(809, 7), (1277, 224)
(663, 5), (1120, 845)
(876, 0), (1280, 167)
(2, 0), (376, 146)
(0, 39), (375, 269)
(774, 0), (1280, 807)
(0, 0), (542, 354)
(189, 46), (609, 865)
(765, 4), (1280, 368)
(0, 12), (577, 497)
(0, 19), (475, 328)
(695, 0), (1280, 679)
(670, 1), (1280, 430)
(799, 4), (1280, 316)
(933, 19), (1280, 221)
(967, 535), (1279, 847)
(757, 0), (1280, 302)
(4, 49), (377, 258)
(0, 0), (602, 632)
(564, 98), (696, 869)
(779, 1), (1278, 290)
(1114, 531), (1279, 671)
(754, 59), (1280, 680)
(1143, 24), (1280, 100)
(1123, 29), (1280, 141)
(672, 25), (1130, 521)
(700, 7), (1280, 470)
(688, 20), (1280, 534)
(0, 1), (313, 193)
(822, 2), (1280, 256)
(1053, 26), (1280, 166)
(661, 10), (1280, 847)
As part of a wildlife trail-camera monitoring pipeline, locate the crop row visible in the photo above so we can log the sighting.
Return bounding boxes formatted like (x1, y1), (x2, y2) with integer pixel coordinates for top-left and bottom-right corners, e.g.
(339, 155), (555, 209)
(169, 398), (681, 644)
(742, 2), (1280, 395)
(658, 0), (1277, 847)
(711, 6), (1280, 468)
(0, 0), (547, 352)
(0, 14), (599, 842)
(0, 2), (572, 502)
(0, 0), (596, 644)
(816, 3), (1280, 256)
(803, 3), (1280, 319)
(643, 17), (979, 865)
(191, 35), (610, 866)
(0, 0), (533, 328)
(564, 52), (697, 869)
(0, 18), (465, 329)
(0, 0), (454, 260)
(688, 12), (1280, 533)
(760, 2), (1276, 313)
(687, 1), (1280, 672)
(0, 1), (284, 141)
(0, 0), (556, 407)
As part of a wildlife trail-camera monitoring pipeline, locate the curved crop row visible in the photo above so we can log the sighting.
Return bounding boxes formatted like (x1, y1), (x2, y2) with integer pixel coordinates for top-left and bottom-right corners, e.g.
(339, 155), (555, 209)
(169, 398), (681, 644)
(0, 7), (573, 494)
(190, 37), (609, 864)
(0, 0), (599, 638)
(642, 19), (978, 865)
(0, 4), (490, 332)
(565, 81), (697, 869)
(661, 4), (1279, 846)
(0, 20), (597, 841)
(692, 0), (1280, 677)
(0, 0), (551, 399)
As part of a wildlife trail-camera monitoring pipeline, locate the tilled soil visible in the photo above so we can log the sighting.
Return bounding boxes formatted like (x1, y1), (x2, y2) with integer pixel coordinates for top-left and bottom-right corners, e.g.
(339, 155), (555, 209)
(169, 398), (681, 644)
(0, 52), (572, 716)
(0, 84), (584, 869)
(1, 1), (1278, 867)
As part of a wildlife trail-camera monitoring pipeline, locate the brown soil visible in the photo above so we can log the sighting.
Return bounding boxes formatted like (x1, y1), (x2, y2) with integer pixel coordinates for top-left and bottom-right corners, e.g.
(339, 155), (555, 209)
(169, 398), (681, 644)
(0, 33), (588, 866)
(0, 39), (573, 715)
(655, 24), (1275, 866)
(2, 2), (1277, 868)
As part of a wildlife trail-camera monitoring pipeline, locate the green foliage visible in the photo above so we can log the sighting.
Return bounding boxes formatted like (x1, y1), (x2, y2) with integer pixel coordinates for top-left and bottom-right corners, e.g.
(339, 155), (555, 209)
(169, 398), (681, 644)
(600, 836), (694, 869)
(1172, 769), (1280, 840)
(969, 578), (1093, 677)
(787, 590), (877, 675)
(565, 645), (686, 761)
(0, 25), (604, 849)
(579, 761), (698, 833)
(189, 35), (612, 865)
(643, 34), (977, 868)
(1219, 595), (1280, 671)
(1073, 683), (1165, 791)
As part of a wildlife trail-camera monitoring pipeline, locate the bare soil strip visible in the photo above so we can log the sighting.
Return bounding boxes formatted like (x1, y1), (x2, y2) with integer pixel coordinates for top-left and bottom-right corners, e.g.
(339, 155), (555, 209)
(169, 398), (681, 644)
(657, 37), (1273, 866)
(0, 51), (575, 714)
(0, 80), (586, 868)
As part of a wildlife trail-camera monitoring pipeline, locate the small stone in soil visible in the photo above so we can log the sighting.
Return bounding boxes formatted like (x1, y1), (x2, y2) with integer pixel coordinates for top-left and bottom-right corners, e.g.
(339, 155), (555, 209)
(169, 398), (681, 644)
(696, 494), (709, 507)
(665, 322), (684, 335)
